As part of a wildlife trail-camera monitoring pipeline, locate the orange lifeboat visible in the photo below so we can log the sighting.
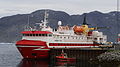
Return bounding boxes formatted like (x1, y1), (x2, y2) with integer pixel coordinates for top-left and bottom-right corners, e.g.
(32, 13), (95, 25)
(73, 25), (95, 35)
(73, 25), (84, 35)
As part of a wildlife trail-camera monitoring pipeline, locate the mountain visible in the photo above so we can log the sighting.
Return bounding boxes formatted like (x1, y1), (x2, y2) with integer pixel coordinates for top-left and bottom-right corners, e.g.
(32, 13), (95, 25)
(0, 9), (120, 43)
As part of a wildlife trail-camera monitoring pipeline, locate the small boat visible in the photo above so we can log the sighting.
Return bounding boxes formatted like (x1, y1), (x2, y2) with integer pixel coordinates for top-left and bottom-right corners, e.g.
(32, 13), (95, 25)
(56, 50), (76, 62)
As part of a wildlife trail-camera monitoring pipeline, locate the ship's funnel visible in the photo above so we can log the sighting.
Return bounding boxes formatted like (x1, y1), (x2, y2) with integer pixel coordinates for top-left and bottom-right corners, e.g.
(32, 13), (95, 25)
(82, 13), (90, 25)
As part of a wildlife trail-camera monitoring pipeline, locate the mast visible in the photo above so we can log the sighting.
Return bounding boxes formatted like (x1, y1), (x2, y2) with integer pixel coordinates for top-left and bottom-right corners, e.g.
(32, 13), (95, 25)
(42, 10), (49, 28)
(40, 10), (53, 31)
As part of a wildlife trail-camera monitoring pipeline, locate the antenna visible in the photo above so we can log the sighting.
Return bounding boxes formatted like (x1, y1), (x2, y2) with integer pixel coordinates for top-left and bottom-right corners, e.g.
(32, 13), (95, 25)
(117, 0), (119, 42)
(27, 14), (30, 27)
(41, 10), (49, 27)
(44, 10), (49, 22)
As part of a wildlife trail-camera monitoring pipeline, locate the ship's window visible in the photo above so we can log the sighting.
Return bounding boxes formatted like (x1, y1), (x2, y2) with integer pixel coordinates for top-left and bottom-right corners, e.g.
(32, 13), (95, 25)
(49, 34), (52, 37)
(40, 34), (47, 36)
(24, 34), (27, 36)
(87, 37), (91, 39)
(44, 34), (47, 36)
(33, 34), (35, 36)
(26, 34), (29, 36)
(36, 34), (38, 36)
(100, 38), (103, 40)
(32, 53), (37, 56)
(60, 37), (62, 38)
(42, 34), (45, 36)
(23, 34), (25, 36)
(94, 38), (97, 40)
(30, 34), (32, 36)
(28, 34), (30, 36)
(56, 35), (59, 38)
(39, 34), (41, 36)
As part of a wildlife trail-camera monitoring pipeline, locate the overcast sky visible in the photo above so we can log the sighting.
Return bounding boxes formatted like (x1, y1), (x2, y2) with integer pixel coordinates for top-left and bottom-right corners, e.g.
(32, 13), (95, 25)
(0, 0), (118, 17)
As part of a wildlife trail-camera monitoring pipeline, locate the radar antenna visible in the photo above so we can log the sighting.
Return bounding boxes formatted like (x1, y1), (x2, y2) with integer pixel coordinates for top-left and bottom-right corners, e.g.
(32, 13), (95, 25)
(58, 21), (62, 26)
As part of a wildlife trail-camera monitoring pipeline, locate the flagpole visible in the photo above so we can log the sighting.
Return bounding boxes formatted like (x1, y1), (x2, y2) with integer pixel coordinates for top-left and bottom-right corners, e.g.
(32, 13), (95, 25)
(117, 0), (119, 42)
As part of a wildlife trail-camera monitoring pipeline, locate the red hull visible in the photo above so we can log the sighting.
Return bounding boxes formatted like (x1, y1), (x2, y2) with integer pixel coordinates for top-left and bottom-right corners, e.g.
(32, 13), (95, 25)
(16, 40), (100, 59)
(16, 40), (50, 59)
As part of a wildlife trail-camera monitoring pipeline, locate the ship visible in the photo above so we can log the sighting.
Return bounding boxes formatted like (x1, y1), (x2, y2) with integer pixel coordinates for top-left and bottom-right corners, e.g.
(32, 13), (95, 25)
(16, 11), (112, 59)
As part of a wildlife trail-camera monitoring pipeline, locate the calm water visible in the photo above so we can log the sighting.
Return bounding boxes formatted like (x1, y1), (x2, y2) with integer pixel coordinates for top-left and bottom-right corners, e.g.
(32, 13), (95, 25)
(0, 43), (120, 67)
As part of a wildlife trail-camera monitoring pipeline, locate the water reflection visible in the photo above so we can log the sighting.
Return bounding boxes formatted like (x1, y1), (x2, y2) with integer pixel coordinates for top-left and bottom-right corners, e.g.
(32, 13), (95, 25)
(17, 59), (120, 67)
(17, 59), (49, 67)
(0, 44), (119, 67)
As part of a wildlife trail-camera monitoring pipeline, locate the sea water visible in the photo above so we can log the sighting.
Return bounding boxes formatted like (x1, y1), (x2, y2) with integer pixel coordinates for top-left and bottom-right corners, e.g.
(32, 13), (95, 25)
(0, 43), (119, 67)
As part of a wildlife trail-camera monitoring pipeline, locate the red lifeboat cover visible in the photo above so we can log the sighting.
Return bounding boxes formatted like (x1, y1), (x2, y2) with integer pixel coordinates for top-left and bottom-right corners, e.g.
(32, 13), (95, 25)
(21, 31), (52, 34)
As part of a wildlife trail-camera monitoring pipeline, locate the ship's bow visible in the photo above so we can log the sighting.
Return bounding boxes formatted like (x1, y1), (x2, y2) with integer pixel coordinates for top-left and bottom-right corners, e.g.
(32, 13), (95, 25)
(16, 40), (50, 59)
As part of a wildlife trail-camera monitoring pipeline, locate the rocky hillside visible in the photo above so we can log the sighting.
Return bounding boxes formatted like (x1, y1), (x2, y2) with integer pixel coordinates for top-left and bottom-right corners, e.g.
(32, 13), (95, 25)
(0, 9), (120, 42)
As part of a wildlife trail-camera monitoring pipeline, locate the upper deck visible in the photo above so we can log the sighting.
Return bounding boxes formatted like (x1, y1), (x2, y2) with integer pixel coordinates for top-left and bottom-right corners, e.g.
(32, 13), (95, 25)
(21, 11), (107, 44)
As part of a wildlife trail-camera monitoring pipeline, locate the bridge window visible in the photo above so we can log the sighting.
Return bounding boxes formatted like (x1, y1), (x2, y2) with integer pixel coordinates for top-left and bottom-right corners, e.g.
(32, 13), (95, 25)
(36, 34), (38, 36)
(41, 34), (45, 36)
(33, 34), (35, 36)
(39, 34), (41, 36)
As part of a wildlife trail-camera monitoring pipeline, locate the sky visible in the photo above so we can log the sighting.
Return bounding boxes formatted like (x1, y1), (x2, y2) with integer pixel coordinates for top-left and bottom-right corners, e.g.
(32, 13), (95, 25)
(0, 0), (118, 18)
